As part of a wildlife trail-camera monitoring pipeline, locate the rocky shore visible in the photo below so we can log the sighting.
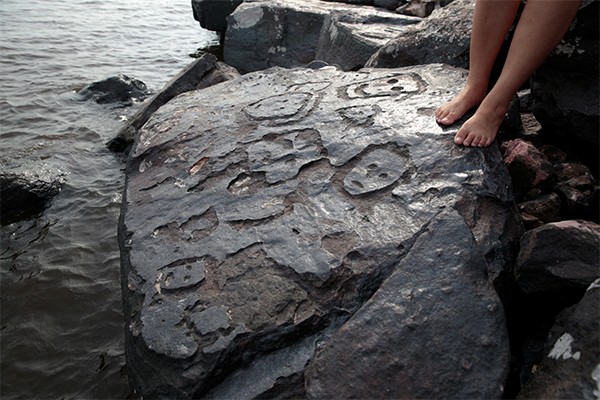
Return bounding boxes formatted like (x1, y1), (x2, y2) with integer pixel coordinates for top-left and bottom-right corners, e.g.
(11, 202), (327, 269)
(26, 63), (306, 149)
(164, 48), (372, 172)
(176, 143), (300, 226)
(114, 0), (598, 398)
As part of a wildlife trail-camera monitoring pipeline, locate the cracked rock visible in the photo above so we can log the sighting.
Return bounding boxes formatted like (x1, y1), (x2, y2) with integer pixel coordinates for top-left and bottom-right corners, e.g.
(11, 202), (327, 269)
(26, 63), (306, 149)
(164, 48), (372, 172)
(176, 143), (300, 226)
(119, 64), (522, 398)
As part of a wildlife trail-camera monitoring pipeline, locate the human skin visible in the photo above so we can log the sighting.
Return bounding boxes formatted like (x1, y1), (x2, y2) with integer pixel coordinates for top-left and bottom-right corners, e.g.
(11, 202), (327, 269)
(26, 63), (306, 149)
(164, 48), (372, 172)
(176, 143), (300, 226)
(435, 0), (581, 147)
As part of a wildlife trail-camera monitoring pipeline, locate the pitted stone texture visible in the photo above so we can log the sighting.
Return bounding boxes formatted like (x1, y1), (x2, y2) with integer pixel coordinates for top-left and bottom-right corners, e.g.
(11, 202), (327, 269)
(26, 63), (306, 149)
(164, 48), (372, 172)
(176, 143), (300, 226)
(120, 64), (521, 399)
(305, 210), (509, 399)
(224, 0), (419, 73)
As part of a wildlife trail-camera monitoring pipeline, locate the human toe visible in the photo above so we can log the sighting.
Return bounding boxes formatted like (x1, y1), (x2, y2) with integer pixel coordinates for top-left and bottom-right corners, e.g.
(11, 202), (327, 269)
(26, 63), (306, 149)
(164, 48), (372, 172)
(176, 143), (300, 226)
(454, 130), (466, 145)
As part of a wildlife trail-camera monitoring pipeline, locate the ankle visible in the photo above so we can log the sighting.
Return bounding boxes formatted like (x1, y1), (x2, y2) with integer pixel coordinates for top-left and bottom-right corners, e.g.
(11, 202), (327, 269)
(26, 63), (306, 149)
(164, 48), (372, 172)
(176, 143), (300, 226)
(475, 99), (509, 123)
(462, 81), (488, 102)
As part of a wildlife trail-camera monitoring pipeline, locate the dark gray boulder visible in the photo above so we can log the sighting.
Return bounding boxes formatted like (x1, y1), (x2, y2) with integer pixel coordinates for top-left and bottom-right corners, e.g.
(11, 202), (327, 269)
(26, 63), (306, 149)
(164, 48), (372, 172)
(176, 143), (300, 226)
(223, 0), (418, 73)
(531, 1), (600, 161)
(515, 220), (600, 294)
(0, 171), (63, 225)
(191, 0), (244, 33)
(107, 54), (240, 153)
(77, 74), (149, 105)
(304, 210), (510, 399)
(119, 64), (522, 398)
(366, 0), (472, 69)
(315, 10), (421, 71)
(517, 279), (600, 400)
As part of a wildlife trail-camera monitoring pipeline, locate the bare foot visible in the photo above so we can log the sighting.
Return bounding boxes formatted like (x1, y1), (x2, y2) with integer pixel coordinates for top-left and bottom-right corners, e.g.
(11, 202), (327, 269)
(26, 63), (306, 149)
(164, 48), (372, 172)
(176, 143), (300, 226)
(453, 104), (507, 147)
(435, 86), (486, 125)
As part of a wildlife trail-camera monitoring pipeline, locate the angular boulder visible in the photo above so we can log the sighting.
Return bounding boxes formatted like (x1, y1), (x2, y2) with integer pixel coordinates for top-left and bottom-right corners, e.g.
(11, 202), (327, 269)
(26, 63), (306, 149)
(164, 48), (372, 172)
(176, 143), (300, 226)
(515, 220), (600, 294)
(501, 139), (556, 199)
(366, 0), (473, 69)
(119, 64), (522, 398)
(223, 0), (419, 73)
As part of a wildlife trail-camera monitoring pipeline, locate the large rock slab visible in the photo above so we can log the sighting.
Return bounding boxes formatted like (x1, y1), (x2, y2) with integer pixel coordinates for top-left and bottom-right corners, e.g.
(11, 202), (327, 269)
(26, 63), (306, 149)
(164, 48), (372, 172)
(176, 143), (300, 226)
(223, 0), (419, 73)
(119, 64), (522, 398)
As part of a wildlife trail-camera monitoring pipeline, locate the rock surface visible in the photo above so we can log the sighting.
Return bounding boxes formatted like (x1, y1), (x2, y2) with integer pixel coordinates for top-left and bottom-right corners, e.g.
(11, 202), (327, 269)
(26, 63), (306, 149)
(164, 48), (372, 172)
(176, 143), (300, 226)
(191, 0), (244, 33)
(501, 139), (556, 200)
(0, 171), (63, 225)
(119, 64), (522, 398)
(517, 279), (600, 400)
(107, 54), (240, 153)
(515, 220), (600, 295)
(77, 74), (149, 105)
(397, 0), (455, 18)
(315, 10), (420, 71)
(223, 0), (419, 73)
(366, 0), (473, 69)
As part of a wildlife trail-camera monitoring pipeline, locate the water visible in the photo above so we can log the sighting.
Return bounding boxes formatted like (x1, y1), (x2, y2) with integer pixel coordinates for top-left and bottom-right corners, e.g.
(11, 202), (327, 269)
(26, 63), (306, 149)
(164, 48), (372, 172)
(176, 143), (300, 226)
(0, 1), (218, 398)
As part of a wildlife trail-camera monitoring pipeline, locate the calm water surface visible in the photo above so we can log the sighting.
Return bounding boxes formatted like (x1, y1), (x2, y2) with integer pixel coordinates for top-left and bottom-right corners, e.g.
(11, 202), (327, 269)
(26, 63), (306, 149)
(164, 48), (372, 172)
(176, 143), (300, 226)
(0, 1), (217, 398)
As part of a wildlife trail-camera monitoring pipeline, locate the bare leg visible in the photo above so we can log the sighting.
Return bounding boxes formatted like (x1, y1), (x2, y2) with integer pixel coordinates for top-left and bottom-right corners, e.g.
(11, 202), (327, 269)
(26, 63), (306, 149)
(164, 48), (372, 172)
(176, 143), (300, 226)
(455, 0), (581, 147)
(435, 0), (521, 125)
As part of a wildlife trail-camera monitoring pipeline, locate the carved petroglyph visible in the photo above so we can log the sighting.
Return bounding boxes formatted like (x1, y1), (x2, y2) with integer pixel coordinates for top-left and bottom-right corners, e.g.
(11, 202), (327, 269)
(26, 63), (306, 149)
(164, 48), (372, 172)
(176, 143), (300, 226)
(337, 104), (381, 127)
(243, 91), (319, 125)
(344, 148), (409, 195)
(158, 261), (206, 291)
(247, 129), (325, 183)
(121, 65), (518, 398)
(341, 73), (425, 99)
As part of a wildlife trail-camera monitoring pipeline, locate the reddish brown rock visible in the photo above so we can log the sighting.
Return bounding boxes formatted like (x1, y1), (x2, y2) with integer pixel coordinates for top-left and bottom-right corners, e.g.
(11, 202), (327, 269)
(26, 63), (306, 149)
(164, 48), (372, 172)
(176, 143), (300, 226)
(501, 139), (556, 198)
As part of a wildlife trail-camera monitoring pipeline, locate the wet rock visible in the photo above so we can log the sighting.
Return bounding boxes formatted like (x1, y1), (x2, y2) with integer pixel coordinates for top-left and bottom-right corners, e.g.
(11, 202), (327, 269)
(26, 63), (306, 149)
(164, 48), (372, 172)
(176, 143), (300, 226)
(501, 139), (556, 199)
(397, 0), (454, 18)
(223, 0), (418, 74)
(191, 0), (243, 33)
(0, 171), (63, 225)
(107, 54), (240, 153)
(531, 1), (600, 163)
(517, 280), (600, 400)
(119, 64), (522, 398)
(304, 210), (510, 399)
(77, 74), (149, 105)
(366, 0), (473, 69)
(515, 220), (600, 294)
